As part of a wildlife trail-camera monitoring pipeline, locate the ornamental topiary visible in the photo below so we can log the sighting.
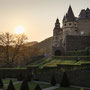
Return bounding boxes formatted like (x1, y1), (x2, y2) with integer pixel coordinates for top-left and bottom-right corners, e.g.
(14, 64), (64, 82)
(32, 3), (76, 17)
(20, 80), (29, 90)
(60, 72), (70, 87)
(50, 74), (56, 86)
(34, 84), (42, 90)
(7, 80), (15, 90)
(0, 78), (3, 88)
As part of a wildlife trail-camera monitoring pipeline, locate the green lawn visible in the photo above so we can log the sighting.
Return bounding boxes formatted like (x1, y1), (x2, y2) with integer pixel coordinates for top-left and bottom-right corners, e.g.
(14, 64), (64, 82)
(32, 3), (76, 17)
(28, 57), (90, 69)
(4, 81), (51, 90)
(54, 87), (80, 90)
(3, 79), (17, 84)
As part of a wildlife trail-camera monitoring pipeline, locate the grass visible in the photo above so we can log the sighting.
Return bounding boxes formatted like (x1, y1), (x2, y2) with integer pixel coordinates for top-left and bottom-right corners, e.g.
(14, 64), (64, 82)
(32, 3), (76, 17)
(28, 57), (90, 69)
(54, 87), (80, 90)
(4, 81), (51, 90)
(28, 58), (53, 68)
(3, 79), (17, 84)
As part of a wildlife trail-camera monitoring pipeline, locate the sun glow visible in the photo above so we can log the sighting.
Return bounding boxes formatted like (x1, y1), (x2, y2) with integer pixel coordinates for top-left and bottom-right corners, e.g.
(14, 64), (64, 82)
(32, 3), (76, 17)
(14, 26), (24, 34)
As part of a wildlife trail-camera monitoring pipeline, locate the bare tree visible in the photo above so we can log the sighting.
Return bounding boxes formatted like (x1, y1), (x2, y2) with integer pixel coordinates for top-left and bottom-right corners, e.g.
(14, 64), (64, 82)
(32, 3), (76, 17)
(0, 32), (27, 67)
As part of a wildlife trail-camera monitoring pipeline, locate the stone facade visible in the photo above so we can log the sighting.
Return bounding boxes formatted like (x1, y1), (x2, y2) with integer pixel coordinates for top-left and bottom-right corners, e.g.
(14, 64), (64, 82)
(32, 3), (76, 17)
(65, 36), (90, 51)
(52, 6), (90, 56)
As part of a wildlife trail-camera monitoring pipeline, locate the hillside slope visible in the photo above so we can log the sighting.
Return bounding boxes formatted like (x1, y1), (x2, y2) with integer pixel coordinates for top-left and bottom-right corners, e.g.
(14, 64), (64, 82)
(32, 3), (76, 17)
(33, 37), (53, 57)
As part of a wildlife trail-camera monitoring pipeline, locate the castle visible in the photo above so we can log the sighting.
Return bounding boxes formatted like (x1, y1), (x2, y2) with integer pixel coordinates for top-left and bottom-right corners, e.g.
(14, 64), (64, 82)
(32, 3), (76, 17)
(52, 6), (90, 56)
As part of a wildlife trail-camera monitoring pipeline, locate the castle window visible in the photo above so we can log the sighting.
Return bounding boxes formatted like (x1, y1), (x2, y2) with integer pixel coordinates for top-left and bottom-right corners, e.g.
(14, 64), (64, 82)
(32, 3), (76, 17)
(64, 24), (66, 26)
(74, 24), (76, 26)
(69, 23), (71, 25)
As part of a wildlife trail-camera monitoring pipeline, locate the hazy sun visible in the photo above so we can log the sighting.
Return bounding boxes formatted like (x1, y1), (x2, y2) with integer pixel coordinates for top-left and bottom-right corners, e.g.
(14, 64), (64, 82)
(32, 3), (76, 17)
(14, 26), (24, 34)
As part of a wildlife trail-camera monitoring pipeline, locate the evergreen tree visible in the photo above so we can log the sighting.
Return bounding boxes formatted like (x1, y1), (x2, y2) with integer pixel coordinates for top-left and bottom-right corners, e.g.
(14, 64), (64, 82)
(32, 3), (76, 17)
(0, 78), (3, 88)
(20, 80), (29, 90)
(34, 84), (42, 90)
(7, 80), (15, 90)
(60, 72), (70, 87)
(50, 75), (56, 86)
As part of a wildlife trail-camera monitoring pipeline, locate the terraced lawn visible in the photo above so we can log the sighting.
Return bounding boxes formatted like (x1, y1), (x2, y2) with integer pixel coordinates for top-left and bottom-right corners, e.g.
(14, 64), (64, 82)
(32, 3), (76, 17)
(28, 57), (90, 68)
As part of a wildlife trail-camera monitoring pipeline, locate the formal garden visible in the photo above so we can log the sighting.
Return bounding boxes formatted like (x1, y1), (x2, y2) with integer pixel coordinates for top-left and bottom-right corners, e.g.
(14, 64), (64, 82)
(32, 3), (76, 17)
(0, 70), (86, 90)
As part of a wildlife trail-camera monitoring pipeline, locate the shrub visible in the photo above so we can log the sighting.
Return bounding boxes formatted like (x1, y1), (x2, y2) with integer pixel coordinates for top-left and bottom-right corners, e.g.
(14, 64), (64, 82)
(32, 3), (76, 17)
(60, 72), (70, 87)
(0, 78), (3, 88)
(7, 80), (15, 90)
(50, 75), (56, 86)
(20, 80), (29, 90)
(34, 84), (42, 90)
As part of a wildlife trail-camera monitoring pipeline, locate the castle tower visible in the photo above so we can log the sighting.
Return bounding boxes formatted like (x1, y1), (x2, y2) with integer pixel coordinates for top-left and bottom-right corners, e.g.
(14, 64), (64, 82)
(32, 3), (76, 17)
(52, 18), (64, 56)
(62, 6), (79, 44)
(78, 8), (90, 35)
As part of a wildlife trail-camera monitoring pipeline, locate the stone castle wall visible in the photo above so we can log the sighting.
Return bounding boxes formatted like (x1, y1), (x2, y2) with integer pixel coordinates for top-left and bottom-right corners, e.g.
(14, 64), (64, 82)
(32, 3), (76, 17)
(65, 35), (90, 51)
(78, 19), (90, 35)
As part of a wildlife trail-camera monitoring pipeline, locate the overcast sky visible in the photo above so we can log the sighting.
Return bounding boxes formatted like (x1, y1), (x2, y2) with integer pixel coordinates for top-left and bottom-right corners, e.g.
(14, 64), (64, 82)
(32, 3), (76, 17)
(0, 0), (90, 42)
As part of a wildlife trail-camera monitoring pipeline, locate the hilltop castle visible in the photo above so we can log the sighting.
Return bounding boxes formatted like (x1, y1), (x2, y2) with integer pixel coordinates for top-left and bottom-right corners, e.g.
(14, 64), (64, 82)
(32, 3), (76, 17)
(52, 6), (90, 56)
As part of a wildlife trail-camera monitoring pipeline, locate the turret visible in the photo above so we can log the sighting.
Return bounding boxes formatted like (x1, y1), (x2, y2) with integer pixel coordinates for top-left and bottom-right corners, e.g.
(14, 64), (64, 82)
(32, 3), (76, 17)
(54, 18), (60, 30)
(62, 6), (79, 42)
(53, 18), (61, 36)
(52, 18), (63, 56)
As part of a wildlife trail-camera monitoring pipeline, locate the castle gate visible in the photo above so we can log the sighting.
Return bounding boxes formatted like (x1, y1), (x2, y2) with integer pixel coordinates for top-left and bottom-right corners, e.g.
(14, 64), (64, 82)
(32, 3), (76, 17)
(55, 50), (61, 56)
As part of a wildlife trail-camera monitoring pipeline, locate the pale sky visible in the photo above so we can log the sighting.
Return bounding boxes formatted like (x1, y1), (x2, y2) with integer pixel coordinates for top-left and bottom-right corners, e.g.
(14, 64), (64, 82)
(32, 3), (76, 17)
(0, 0), (90, 42)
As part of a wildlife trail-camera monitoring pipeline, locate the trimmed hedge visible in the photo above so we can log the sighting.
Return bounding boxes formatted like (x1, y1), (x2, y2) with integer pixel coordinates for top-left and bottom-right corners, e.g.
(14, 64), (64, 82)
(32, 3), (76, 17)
(53, 56), (90, 61)
(20, 80), (29, 90)
(67, 48), (90, 56)
(0, 68), (27, 79)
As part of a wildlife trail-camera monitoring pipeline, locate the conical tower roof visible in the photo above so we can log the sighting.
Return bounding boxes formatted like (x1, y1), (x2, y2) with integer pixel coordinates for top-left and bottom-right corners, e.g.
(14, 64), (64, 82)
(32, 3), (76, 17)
(54, 18), (60, 29)
(55, 18), (60, 24)
(64, 5), (76, 22)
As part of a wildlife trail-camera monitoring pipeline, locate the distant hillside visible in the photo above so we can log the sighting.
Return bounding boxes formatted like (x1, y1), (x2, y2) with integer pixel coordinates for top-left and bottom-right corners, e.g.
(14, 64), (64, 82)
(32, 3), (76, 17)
(25, 41), (38, 47)
(33, 37), (53, 57)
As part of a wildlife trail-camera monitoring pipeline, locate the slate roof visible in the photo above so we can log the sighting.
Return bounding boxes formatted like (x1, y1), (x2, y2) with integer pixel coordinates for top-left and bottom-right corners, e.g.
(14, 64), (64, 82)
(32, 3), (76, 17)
(56, 18), (60, 24)
(63, 6), (76, 22)
(79, 8), (90, 19)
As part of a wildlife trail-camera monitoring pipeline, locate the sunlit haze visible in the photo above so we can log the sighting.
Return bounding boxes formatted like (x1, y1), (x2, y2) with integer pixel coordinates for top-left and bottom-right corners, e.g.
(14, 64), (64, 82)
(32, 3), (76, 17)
(0, 0), (90, 42)
(14, 26), (24, 34)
